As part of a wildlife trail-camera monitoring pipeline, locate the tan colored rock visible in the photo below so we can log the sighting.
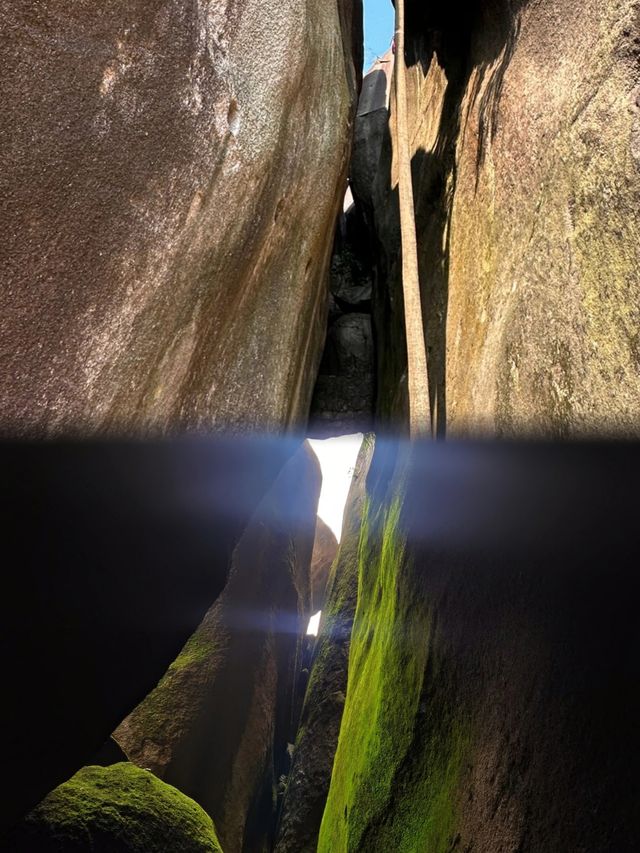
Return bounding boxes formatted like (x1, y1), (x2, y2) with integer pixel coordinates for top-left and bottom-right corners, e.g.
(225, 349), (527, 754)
(310, 517), (339, 614)
(114, 444), (321, 853)
(357, 0), (640, 436)
(0, 0), (360, 434)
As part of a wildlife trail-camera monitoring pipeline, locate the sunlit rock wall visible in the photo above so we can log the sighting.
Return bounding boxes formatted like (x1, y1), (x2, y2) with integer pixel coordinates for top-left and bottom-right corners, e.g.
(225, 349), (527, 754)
(0, 0), (361, 434)
(354, 0), (640, 436)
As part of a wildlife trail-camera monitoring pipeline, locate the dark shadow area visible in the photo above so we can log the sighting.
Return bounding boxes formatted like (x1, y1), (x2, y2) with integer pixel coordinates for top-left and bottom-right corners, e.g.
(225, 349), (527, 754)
(397, 439), (640, 850)
(0, 436), (301, 833)
(308, 204), (376, 438)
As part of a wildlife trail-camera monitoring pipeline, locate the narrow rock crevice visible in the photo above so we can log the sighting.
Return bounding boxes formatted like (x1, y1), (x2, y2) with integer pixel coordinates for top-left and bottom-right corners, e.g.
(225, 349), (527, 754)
(308, 198), (376, 437)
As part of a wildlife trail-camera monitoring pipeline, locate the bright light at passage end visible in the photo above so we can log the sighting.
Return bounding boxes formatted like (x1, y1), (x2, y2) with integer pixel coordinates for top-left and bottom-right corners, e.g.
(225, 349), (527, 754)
(308, 434), (363, 542)
(307, 611), (322, 636)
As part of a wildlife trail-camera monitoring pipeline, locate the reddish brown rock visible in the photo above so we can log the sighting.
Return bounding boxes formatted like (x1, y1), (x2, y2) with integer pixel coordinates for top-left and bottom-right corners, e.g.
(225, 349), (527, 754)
(114, 444), (321, 853)
(310, 517), (338, 614)
(0, 0), (361, 434)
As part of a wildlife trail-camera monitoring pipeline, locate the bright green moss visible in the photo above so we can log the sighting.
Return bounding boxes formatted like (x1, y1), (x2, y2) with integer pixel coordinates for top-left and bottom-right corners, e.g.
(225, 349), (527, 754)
(118, 621), (226, 744)
(9, 763), (223, 852)
(167, 627), (223, 672)
(318, 481), (469, 852)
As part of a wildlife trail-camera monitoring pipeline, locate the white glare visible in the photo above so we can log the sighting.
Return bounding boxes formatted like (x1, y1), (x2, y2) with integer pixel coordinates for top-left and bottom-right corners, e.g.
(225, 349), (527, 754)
(307, 610), (322, 636)
(308, 434), (363, 541)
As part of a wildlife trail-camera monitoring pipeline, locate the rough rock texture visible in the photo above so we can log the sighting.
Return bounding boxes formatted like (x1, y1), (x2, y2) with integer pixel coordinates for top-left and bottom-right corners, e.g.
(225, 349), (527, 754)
(309, 517), (339, 614)
(114, 444), (321, 853)
(354, 0), (640, 436)
(351, 49), (394, 217)
(6, 763), (223, 853)
(0, 0), (360, 434)
(274, 436), (374, 853)
(1, 437), (298, 832)
(319, 440), (640, 852)
(308, 200), (375, 437)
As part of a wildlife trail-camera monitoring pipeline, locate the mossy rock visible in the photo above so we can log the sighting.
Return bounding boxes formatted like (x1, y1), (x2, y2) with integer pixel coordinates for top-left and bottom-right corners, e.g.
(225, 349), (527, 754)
(318, 453), (468, 853)
(7, 763), (223, 852)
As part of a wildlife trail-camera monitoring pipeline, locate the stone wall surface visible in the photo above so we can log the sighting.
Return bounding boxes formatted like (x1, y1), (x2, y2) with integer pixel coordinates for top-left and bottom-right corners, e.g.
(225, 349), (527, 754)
(319, 440), (640, 852)
(310, 516), (339, 614)
(114, 444), (321, 853)
(0, 0), (360, 434)
(355, 0), (640, 436)
(274, 435), (374, 853)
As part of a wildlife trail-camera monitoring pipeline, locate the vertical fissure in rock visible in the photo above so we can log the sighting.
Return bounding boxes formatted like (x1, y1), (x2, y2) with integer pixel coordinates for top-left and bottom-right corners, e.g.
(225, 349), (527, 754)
(308, 194), (376, 438)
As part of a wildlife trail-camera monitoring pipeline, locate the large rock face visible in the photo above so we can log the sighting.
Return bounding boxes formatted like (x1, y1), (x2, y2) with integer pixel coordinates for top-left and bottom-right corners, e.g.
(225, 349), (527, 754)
(319, 440), (640, 852)
(274, 436), (374, 853)
(354, 0), (640, 436)
(0, 0), (360, 434)
(6, 763), (223, 852)
(114, 444), (321, 853)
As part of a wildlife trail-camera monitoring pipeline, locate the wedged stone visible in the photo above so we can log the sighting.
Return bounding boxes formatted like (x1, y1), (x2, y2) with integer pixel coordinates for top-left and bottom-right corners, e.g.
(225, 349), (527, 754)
(322, 315), (374, 378)
(309, 314), (374, 436)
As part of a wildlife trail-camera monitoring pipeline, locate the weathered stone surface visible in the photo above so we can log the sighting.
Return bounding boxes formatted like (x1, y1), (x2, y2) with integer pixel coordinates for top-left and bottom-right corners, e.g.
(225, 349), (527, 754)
(320, 440), (640, 852)
(114, 444), (321, 853)
(358, 0), (640, 436)
(351, 49), (394, 217)
(0, 0), (360, 434)
(274, 436), (374, 853)
(310, 517), (338, 614)
(309, 313), (374, 436)
(6, 763), (223, 853)
(1, 436), (298, 832)
(330, 207), (373, 309)
(322, 314), (374, 377)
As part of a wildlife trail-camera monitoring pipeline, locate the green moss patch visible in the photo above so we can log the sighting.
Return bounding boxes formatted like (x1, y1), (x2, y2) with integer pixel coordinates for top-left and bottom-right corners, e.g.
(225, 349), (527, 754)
(318, 474), (469, 852)
(8, 763), (223, 852)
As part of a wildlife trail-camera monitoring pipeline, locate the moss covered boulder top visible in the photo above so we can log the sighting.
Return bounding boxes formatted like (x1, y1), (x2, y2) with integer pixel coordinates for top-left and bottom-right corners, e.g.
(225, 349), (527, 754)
(8, 763), (223, 852)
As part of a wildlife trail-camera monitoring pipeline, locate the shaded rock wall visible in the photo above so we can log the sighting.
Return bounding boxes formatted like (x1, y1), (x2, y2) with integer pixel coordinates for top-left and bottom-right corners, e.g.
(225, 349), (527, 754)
(0, 0), (360, 434)
(354, 0), (640, 436)
(1, 436), (298, 832)
(114, 444), (321, 853)
(319, 440), (640, 852)
(309, 516), (339, 614)
(274, 436), (374, 853)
